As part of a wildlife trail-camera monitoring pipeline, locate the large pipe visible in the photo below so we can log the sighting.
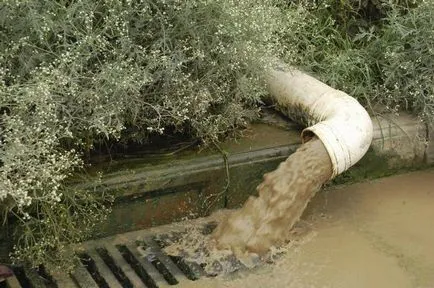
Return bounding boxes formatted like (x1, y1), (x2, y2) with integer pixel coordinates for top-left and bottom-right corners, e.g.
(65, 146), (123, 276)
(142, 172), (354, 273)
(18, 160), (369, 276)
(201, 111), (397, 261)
(267, 66), (373, 179)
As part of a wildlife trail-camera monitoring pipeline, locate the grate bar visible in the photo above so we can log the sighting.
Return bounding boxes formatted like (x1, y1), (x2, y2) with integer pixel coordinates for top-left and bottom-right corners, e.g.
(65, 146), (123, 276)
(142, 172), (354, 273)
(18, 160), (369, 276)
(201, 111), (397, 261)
(141, 238), (188, 282)
(50, 271), (77, 288)
(104, 245), (146, 288)
(153, 235), (206, 280)
(87, 250), (123, 288)
(168, 256), (205, 280)
(5, 275), (22, 288)
(10, 267), (32, 288)
(71, 264), (99, 288)
(125, 244), (169, 288)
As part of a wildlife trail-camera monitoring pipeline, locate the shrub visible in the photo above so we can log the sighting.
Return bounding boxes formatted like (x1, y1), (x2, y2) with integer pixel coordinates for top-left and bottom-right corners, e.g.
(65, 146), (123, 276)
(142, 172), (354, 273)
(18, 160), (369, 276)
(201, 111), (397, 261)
(374, 1), (434, 122)
(0, 0), (287, 270)
(282, 0), (434, 123)
(280, 3), (381, 105)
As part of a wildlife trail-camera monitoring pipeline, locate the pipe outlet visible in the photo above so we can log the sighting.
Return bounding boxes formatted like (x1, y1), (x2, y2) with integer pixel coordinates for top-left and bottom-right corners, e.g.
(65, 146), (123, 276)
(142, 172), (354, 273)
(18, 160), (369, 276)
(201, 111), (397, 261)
(267, 68), (373, 179)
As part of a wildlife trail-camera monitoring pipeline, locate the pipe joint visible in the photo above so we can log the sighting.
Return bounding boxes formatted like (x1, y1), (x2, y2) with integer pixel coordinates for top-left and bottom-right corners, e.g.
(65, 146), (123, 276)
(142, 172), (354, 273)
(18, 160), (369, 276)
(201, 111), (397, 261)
(267, 68), (373, 179)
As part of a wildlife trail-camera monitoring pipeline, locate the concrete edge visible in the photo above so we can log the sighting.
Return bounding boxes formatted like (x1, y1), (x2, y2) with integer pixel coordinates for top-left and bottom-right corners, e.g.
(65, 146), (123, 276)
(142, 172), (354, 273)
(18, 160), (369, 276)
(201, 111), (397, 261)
(76, 112), (433, 237)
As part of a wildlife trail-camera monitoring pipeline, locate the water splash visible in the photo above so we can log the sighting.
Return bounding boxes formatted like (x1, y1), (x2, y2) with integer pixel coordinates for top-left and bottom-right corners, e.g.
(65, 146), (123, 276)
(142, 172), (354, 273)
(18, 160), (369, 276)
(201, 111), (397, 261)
(212, 136), (332, 254)
(163, 137), (332, 272)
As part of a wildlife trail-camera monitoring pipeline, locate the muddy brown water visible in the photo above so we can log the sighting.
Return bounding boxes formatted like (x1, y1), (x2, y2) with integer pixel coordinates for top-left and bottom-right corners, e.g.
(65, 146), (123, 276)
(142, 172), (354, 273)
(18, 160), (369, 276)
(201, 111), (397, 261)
(212, 136), (331, 254)
(160, 133), (434, 287)
(164, 137), (332, 273)
(165, 170), (434, 287)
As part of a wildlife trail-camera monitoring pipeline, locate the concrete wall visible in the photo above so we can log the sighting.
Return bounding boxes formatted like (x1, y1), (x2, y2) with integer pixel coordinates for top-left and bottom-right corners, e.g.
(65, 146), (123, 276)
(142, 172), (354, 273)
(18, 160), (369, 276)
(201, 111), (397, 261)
(86, 112), (433, 237)
(371, 114), (427, 166)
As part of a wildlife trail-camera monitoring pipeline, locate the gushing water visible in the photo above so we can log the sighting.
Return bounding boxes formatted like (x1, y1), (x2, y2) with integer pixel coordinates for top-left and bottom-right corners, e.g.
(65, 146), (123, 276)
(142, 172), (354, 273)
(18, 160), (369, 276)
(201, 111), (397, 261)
(212, 136), (332, 254)
(163, 137), (332, 271)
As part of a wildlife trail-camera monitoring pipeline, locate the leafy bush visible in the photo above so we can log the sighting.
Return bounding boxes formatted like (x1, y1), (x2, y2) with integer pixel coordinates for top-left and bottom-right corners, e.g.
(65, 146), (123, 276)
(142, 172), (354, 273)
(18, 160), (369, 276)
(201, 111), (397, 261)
(280, 3), (381, 104)
(374, 1), (434, 121)
(0, 0), (286, 269)
(282, 0), (433, 123)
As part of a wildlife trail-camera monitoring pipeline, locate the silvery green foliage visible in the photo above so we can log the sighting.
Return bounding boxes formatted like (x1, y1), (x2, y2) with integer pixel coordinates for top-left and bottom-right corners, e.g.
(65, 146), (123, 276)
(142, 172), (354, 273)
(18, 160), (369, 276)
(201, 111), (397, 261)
(0, 0), (285, 207)
(376, 0), (434, 121)
(282, 0), (433, 123)
(0, 0), (287, 269)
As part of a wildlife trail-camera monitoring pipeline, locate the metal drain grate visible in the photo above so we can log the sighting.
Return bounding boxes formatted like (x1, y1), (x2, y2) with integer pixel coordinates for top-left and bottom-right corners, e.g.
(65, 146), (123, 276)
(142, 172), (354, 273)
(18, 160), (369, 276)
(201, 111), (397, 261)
(2, 221), (256, 288)
(72, 237), (208, 288)
(1, 265), (58, 288)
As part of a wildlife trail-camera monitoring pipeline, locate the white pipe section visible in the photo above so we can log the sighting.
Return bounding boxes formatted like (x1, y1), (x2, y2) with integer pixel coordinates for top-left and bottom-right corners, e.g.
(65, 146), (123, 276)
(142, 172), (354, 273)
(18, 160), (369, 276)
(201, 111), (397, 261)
(267, 67), (373, 179)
